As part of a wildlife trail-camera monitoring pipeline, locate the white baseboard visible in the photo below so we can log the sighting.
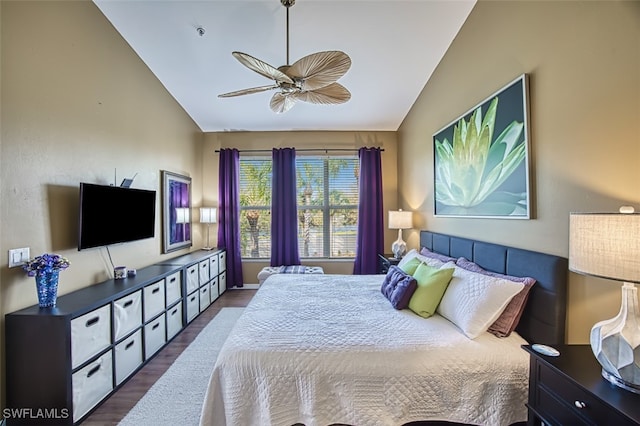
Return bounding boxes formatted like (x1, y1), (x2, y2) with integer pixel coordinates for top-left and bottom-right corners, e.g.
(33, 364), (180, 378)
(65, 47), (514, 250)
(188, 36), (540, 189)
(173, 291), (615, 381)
(230, 284), (260, 290)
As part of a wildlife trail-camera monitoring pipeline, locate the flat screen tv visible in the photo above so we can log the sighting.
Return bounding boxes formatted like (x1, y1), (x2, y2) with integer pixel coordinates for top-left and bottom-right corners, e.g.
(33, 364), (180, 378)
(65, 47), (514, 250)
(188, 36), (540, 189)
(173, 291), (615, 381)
(78, 183), (156, 250)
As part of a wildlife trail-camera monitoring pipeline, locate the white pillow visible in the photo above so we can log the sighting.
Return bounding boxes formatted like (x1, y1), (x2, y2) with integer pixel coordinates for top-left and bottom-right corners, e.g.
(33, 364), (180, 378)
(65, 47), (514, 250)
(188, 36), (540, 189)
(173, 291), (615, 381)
(397, 249), (445, 269)
(436, 262), (524, 339)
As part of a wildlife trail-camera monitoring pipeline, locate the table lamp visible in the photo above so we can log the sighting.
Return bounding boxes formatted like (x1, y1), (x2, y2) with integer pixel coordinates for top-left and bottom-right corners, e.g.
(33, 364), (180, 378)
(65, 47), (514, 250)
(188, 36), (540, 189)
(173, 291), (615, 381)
(388, 209), (412, 259)
(569, 207), (640, 393)
(200, 207), (217, 250)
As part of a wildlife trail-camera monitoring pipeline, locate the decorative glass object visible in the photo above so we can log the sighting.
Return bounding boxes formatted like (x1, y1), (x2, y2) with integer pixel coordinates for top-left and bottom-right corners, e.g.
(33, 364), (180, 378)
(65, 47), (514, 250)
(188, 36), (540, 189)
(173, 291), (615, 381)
(35, 270), (60, 308)
(22, 253), (70, 308)
(591, 282), (640, 393)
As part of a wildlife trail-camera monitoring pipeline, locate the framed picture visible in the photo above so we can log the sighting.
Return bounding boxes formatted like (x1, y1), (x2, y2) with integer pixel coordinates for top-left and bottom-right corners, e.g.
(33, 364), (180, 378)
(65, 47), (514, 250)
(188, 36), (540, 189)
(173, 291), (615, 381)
(433, 74), (531, 218)
(162, 170), (192, 253)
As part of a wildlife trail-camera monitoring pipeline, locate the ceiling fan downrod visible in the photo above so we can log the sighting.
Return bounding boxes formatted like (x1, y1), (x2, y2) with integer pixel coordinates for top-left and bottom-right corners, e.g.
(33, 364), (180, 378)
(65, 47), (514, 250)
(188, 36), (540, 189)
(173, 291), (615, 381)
(281, 0), (295, 65)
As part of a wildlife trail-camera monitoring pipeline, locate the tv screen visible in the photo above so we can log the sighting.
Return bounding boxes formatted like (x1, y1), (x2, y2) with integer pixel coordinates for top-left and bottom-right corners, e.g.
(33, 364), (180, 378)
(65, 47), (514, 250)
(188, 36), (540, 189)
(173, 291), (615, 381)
(78, 183), (156, 250)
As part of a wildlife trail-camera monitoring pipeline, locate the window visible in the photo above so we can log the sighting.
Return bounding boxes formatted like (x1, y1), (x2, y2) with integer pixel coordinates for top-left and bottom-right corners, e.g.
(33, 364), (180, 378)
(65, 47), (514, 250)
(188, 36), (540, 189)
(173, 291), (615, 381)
(239, 155), (359, 259)
(296, 156), (359, 258)
(239, 157), (272, 258)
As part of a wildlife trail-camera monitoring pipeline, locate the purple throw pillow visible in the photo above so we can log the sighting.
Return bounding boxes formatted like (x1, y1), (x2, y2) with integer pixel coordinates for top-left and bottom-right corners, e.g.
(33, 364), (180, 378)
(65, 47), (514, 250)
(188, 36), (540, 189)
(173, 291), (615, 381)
(455, 257), (536, 337)
(380, 265), (418, 310)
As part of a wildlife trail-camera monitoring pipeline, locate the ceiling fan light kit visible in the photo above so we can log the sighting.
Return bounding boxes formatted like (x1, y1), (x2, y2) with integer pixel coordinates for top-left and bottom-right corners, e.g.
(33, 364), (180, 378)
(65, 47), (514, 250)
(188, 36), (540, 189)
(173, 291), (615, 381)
(218, 0), (352, 113)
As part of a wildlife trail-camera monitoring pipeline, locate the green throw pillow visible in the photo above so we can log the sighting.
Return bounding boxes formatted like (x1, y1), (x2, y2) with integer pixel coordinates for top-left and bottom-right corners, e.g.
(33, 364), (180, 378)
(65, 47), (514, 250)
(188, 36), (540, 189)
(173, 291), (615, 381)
(398, 257), (421, 275)
(408, 263), (455, 318)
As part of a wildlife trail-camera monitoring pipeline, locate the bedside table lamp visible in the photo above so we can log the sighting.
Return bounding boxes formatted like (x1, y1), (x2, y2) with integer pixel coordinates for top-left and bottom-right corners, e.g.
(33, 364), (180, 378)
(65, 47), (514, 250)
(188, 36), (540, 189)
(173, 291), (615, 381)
(200, 207), (217, 250)
(388, 209), (412, 259)
(569, 207), (640, 394)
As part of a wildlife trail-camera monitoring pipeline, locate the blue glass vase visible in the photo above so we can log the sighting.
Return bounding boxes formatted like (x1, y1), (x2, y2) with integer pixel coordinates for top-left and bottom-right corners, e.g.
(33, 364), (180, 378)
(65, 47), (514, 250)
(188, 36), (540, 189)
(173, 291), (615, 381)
(35, 270), (59, 307)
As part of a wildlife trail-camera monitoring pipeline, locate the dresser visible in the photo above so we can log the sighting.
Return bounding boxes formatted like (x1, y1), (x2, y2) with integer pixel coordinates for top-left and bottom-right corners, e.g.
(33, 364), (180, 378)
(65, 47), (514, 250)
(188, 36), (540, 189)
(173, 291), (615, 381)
(523, 344), (640, 426)
(157, 250), (227, 324)
(5, 249), (226, 425)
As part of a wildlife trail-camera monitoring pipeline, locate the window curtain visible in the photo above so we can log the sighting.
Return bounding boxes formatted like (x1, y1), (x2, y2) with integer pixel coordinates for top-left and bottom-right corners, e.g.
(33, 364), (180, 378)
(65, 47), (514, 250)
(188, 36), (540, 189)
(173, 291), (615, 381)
(353, 147), (384, 274)
(270, 147), (301, 266)
(217, 148), (244, 288)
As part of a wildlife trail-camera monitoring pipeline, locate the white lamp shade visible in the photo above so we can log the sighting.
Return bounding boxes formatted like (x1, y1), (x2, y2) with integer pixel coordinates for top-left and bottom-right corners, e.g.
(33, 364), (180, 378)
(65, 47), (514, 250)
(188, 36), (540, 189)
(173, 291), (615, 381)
(388, 210), (412, 230)
(569, 212), (640, 283)
(175, 208), (189, 224)
(200, 207), (217, 224)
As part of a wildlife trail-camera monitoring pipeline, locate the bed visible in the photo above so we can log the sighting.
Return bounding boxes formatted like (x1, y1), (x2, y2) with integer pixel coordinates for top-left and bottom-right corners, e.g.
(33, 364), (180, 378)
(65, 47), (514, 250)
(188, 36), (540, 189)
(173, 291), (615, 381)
(200, 231), (568, 426)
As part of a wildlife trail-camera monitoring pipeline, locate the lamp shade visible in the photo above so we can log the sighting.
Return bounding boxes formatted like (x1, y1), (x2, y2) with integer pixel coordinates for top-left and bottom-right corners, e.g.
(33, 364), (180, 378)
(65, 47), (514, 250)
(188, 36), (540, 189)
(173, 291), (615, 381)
(200, 207), (217, 224)
(175, 207), (189, 224)
(388, 210), (413, 230)
(569, 212), (640, 283)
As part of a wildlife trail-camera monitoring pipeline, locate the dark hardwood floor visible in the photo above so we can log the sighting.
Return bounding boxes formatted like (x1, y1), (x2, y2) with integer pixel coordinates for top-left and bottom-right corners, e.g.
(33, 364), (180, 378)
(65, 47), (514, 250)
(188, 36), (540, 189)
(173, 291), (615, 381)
(82, 288), (257, 425)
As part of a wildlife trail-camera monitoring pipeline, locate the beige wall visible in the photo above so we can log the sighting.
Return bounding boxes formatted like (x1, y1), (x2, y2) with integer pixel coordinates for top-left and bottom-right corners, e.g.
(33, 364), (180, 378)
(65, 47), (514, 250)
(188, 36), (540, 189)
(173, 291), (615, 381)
(0, 0), (204, 406)
(2, 0), (637, 412)
(397, 0), (640, 344)
(203, 131), (398, 283)
(0, 0), (399, 407)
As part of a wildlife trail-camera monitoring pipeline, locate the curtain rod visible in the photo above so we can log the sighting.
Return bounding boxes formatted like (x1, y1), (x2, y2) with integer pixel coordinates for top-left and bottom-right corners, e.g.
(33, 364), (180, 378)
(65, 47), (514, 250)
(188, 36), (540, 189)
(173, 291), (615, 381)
(214, 148), (384, 153)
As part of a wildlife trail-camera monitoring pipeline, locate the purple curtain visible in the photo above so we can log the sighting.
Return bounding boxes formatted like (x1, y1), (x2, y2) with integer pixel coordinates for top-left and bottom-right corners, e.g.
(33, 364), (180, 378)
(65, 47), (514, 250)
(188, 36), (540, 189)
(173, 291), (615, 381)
(353, 147), (384, 274)
(217, 148), (244, 288)
(270, 148), (301, 266)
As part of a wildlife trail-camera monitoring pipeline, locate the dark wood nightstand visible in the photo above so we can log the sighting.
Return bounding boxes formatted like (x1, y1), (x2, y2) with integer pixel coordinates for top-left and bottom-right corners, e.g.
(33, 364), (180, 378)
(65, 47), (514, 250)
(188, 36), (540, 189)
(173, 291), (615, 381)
(378, 253), (401, 274)
(523, 344), (640, 426)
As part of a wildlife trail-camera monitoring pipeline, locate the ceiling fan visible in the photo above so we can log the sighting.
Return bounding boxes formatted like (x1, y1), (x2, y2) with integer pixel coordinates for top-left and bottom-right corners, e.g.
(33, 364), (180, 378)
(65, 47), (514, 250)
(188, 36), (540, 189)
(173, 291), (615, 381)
(218, 0), (352, 114)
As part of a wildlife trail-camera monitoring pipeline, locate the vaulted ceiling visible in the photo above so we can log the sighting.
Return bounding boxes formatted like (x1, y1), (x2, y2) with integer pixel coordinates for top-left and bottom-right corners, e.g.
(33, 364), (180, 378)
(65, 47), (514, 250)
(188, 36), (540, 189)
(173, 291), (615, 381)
(93, 0), (476, 132)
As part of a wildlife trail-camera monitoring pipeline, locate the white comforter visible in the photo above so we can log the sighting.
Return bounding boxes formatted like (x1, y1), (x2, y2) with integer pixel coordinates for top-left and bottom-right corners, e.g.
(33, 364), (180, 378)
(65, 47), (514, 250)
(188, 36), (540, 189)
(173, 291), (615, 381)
(200, 274), (529, 426)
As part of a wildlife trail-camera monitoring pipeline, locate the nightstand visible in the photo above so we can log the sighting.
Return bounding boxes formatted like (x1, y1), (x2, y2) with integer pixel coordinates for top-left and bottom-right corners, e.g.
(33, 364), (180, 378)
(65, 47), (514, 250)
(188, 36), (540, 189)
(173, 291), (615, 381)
(523, 344), (640, 426)
(378, 253), (401, 274)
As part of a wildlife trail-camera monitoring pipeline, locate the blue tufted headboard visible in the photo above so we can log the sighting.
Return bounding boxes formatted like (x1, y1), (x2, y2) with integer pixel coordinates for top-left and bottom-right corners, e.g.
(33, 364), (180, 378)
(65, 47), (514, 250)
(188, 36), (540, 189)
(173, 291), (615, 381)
(420, 231), (568, 345)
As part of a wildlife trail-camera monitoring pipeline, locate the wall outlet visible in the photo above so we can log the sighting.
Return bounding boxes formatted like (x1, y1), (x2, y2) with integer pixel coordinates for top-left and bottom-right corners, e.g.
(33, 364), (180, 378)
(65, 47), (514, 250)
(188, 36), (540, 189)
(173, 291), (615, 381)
(8, 247), (30, 268)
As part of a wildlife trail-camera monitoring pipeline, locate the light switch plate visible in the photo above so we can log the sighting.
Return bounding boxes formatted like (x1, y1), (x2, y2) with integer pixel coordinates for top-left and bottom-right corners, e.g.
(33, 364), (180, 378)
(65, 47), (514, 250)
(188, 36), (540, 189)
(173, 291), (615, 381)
(8, 247), (30, 268)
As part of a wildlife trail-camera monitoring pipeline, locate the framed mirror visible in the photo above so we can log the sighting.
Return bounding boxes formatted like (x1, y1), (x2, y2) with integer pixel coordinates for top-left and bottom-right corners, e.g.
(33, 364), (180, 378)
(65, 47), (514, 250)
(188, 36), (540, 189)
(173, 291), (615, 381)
(161, 170), (192, 253)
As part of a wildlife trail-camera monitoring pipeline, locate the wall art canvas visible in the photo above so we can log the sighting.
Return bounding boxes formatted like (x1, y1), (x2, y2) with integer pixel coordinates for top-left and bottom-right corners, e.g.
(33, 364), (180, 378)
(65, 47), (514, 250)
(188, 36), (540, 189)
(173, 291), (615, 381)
(162, 170), (192, 253)
(433, 74), (531, 218)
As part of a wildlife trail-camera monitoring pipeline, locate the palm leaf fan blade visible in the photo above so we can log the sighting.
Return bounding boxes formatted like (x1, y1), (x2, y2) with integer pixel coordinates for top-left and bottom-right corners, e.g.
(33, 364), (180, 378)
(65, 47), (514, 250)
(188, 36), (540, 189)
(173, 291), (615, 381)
(295, 82), (351, 105)
(270, 92), (297, 113)
(231, 51), (294, 84)
(287, 51), (351, 91)
(218, 85), (279, 98)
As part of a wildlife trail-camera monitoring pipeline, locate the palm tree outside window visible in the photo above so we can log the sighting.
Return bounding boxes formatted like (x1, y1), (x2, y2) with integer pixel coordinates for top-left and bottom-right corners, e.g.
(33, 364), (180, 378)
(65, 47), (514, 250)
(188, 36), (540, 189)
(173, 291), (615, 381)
(239, 155), (359, 259)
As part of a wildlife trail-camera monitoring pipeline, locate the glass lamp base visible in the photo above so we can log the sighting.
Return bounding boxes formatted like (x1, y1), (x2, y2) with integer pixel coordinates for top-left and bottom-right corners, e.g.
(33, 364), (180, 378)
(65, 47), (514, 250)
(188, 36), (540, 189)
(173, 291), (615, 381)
(590, 282), (640, 394)
(391, 229), (406, 259)
(602, 368), (640, 394)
